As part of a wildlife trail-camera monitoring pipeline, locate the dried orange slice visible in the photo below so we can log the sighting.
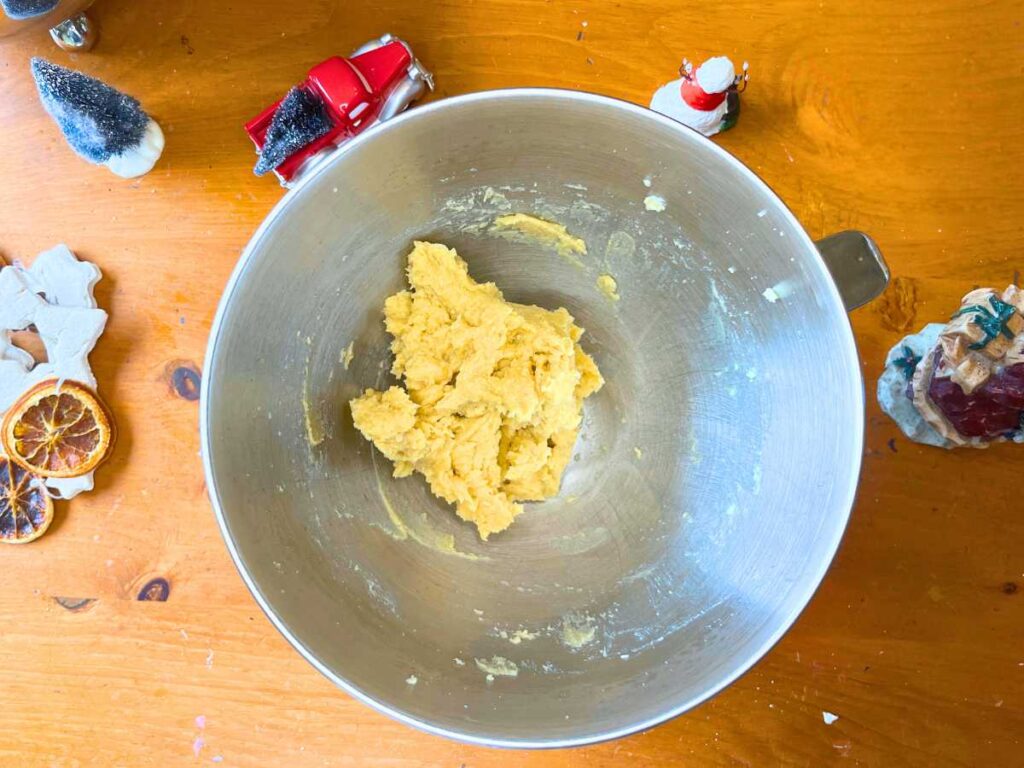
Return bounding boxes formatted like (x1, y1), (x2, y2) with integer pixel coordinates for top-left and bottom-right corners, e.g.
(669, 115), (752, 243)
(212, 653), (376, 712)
(1, 379), (115, 479)
(0, 455), (53, 544)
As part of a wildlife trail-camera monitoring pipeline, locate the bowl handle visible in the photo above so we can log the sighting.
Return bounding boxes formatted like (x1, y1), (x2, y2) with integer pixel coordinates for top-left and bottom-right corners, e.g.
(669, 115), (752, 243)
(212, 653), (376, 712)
(814, 231), (889, 311)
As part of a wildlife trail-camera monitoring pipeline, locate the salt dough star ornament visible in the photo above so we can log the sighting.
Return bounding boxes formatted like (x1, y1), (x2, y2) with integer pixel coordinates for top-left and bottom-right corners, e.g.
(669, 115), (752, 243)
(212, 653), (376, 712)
(0, 245), (108, 497)
(31, 58), (164, 178)
(650, 56), (749, 137)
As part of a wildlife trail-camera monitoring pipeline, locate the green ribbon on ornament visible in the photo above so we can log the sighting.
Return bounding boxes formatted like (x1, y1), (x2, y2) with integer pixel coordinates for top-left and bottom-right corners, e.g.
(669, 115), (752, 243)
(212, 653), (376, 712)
(951, 295), (1017, 351)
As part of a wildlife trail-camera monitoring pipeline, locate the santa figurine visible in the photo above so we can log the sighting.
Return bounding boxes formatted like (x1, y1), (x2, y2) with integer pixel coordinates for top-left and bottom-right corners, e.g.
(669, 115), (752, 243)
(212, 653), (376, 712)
(650, 56), (749, 137)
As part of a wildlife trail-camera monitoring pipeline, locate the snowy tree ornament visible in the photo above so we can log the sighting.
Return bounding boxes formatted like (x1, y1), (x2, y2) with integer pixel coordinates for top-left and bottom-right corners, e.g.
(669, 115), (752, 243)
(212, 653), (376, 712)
(31, 58), (164, 178)
(650, 56), (749, 137)
(254, 87), (333, 176)
(1, 0), (58, 20)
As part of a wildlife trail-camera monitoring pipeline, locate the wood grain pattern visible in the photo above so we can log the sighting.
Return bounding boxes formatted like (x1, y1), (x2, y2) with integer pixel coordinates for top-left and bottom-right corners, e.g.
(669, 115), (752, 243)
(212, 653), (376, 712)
(0, 0), (1021, 765)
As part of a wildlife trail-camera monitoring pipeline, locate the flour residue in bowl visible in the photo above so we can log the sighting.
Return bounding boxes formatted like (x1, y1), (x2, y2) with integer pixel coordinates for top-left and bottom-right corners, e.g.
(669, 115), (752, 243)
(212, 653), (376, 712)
(643, 194), (667, 212)
(560, 613), (598, 649)
(496, 627), (539, 645)
(490, 212), (587, 266)
(371, 474), (483, 561)
(301, 354), (327, 447)
(340, 341), (355, 369)
(605, 231), (636, 262)
(475, 655), (519, 682)
(596, 274), (620, 302)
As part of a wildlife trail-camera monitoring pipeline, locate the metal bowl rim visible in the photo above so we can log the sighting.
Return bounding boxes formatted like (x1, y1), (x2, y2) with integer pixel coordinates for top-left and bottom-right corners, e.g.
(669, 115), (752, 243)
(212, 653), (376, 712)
(199, 86), (865, 749)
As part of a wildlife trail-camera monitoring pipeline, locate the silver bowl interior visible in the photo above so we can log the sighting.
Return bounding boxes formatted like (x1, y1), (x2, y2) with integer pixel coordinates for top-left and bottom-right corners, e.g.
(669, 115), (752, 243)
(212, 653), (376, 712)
(202, 90), (863, 747)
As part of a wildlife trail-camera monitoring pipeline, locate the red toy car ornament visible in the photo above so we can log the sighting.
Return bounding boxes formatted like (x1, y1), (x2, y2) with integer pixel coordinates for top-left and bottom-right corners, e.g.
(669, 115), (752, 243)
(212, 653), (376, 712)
(245, 34), (433, 186)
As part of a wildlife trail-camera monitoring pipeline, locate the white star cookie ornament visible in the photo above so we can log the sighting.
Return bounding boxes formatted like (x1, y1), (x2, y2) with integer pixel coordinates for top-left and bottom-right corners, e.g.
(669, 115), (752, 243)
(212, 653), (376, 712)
(0, 244), (108, 498)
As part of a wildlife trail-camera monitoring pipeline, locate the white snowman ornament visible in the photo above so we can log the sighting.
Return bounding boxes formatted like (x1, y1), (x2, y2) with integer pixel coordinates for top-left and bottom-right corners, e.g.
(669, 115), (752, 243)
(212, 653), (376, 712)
(650, 56), (749, 137)
(0, 244), (108, 499)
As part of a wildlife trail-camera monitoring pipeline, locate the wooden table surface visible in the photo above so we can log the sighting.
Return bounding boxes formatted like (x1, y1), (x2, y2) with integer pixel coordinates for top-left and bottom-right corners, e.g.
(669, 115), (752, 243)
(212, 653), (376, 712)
(1, 0), (1021, 765)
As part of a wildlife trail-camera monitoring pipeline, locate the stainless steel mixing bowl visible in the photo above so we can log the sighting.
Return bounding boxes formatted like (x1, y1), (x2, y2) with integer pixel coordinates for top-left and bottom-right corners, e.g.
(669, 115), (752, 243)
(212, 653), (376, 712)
(201, 89), (887, 748)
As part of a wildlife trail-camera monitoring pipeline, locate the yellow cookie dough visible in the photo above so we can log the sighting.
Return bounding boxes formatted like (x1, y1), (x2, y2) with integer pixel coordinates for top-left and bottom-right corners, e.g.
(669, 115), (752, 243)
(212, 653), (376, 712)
(350, 241), (604, 540)
(596, 274), (620, 302)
